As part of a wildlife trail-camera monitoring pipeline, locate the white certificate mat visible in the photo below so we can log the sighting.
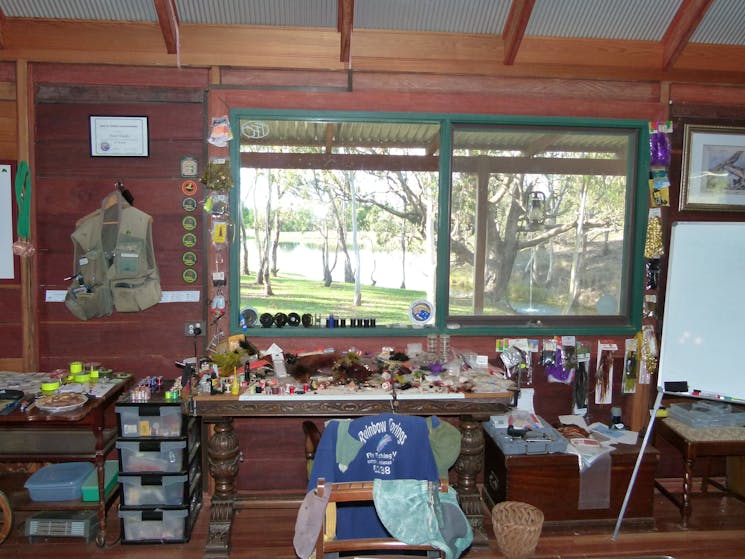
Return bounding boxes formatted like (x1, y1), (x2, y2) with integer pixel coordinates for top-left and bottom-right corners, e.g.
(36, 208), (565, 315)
(89, 116), (149, 157)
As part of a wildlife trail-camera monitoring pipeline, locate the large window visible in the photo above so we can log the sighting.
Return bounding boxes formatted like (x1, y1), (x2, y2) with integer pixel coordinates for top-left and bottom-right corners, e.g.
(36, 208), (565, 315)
(447, 123), (643, 329)
(229, 112), (647, 336)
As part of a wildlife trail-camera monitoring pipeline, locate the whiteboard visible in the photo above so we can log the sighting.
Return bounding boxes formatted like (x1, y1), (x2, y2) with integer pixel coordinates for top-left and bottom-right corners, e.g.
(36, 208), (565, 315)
(658, 221), (745, 401)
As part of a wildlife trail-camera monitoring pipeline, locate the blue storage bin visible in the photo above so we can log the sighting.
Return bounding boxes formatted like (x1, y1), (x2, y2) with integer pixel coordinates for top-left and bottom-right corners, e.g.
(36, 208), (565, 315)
(24, 462), (94, 501)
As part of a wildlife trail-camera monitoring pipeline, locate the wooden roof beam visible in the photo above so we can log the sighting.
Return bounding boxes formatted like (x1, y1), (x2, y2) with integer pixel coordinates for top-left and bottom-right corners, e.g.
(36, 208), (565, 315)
(662, 0), (714, 71)
(325, 122), (335, 154)
(338, 0), (354, 63)
(154, 0), (180, 55)
(503, 0), (535, 65)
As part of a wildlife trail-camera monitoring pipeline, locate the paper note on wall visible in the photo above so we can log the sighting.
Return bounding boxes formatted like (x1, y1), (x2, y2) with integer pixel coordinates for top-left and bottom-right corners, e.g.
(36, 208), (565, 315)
(0, 165), (13, 279)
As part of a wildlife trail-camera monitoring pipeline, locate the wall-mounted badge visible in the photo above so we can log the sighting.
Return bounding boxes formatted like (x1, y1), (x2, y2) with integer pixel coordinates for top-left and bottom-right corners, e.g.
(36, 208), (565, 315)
(182, 197), (197, 212)
(182, 232), (197, 248)
(181, 179), (199, 196)
(182, 268), (198, 284)
(182, 215), (198, 231)
(180, 156), (199, 178)
(182, 251), (197, 267)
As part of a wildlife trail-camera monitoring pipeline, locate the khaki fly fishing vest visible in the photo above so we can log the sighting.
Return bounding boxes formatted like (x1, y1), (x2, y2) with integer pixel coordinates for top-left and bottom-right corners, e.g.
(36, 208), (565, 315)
(65, 190), (161, 320)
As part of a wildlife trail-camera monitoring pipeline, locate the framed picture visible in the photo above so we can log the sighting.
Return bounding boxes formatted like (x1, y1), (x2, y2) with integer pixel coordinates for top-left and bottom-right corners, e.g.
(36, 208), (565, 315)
(89, 116), (149, 157)
(680, 124), (745, 211)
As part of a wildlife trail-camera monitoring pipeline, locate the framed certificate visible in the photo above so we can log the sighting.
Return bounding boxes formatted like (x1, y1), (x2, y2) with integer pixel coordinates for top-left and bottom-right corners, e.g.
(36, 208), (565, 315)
(89, 116), (149, 157)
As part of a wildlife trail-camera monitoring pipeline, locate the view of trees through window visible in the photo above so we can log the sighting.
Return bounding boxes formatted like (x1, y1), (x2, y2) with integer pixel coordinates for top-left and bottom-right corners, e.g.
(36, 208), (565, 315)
(448, 125), (637, 326)
(232, 115), (644, 333)
(236, 118), (440, 328)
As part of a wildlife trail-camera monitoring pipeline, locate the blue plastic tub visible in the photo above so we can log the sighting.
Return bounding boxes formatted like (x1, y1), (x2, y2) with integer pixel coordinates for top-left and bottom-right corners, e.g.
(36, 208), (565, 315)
(24, 461), (94, 501)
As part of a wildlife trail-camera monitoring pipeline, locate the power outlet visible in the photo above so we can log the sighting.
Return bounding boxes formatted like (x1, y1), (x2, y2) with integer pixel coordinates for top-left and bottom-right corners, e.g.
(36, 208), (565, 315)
(184, 321), (204, 336)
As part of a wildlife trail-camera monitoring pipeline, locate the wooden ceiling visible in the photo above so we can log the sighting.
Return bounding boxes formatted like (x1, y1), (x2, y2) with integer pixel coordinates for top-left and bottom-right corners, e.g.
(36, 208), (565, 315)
(0, 0), (744, 84)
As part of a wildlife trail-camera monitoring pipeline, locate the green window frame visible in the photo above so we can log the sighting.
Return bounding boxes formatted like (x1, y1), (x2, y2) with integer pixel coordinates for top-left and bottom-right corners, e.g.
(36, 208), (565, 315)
(228, 109), (648, 337)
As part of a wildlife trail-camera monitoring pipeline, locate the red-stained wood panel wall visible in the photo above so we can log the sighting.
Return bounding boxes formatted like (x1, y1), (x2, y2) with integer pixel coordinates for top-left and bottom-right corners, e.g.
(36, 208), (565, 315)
(33, 87), (207, 374)
(6, 65), (745, 492)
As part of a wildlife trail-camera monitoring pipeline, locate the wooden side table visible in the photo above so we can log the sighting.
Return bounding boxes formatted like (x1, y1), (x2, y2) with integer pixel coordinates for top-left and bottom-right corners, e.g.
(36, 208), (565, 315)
(653, 417), (745, 527)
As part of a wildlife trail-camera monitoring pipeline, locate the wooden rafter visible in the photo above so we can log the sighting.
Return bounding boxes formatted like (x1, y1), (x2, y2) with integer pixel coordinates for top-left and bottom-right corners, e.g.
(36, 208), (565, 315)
(662, 0), (714, 71)
(503, 0), (535, 65)
(324, 122), (335, 154)
(153, 0), (180, 55)
(338, 0), (354, 63)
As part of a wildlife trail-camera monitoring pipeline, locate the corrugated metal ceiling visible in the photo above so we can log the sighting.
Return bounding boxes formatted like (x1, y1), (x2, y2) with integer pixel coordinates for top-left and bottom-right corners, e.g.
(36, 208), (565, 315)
(1, 0), (744, 45)
(238, 118), (631, 156)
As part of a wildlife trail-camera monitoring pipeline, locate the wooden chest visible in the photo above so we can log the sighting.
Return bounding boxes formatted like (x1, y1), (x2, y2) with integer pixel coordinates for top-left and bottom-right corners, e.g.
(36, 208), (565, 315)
(482, 432), (659, 523)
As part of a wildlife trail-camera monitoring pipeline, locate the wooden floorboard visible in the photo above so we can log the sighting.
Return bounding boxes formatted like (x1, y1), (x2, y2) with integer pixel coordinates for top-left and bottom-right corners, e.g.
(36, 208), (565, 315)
(2, 485), (745, 558)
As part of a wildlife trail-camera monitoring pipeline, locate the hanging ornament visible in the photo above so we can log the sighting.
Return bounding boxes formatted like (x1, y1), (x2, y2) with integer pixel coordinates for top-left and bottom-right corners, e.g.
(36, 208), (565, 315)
(649, 131), (671, 167)
(644, 211), (664, 259)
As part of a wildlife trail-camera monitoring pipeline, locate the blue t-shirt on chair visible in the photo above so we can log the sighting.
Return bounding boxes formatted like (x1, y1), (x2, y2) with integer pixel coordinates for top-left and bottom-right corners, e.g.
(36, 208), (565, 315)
(307, 413), (441, 540)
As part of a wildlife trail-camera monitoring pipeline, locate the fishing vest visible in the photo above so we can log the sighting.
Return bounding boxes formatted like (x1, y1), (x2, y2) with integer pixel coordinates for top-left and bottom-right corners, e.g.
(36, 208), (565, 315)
(65, 190), (161, 320)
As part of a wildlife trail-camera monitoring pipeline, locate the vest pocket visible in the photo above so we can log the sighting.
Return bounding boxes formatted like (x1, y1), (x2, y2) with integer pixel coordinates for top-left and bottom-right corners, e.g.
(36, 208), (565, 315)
(64, 284), (113, 320)
(113, 239), (147, 278)
(77, 249), (106, 286)
(111, 276), (161, 312)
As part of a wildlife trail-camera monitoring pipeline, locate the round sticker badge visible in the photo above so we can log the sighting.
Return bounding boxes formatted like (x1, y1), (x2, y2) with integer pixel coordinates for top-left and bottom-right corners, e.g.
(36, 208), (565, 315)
(182, 197), (198, 212)
(182, 251), (198, 267)
(182, 232), (197, 248)
(182, 268), (198, 284)
(409, 299), (434, 325)
(181, 179), (199, 197)
(182, 215), (198, 231)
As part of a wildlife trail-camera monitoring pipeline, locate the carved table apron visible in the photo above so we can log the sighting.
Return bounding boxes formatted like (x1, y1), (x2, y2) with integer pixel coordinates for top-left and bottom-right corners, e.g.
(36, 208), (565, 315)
(187, 392), (511, 558)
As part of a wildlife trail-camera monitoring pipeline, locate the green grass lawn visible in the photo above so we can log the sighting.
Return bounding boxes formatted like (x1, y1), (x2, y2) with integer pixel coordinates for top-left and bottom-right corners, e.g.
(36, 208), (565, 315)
(239, 273), (428, 325)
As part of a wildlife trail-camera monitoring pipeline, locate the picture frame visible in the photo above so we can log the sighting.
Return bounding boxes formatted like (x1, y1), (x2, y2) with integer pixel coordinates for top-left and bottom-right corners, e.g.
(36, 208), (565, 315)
(89, 115), (149, 157)
(680, 124), (745, 211)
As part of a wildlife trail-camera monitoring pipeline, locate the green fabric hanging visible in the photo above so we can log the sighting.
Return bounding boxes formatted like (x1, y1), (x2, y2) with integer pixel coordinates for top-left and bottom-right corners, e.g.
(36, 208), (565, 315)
(14, 160), (31, 240)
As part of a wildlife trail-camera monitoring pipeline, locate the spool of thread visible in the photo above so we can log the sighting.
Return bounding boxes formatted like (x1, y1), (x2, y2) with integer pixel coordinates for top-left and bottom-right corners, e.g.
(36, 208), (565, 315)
(427, 334), (438, 354)
(41, 381), (60, 395)
(69, 361), (83, 374)
(440, 335), (451, 362)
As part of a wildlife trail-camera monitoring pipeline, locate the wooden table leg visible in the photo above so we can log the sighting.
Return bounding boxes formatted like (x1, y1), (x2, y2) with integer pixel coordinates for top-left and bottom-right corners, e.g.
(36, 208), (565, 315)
(94, 458), (107, 547)
(454, 415), (487, 545)
(681, 456), (694, 528)
(205, 417), (242, 558)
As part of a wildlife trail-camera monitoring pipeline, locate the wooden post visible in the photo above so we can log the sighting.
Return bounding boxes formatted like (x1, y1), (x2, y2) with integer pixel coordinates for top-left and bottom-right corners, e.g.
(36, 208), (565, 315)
(17, 59), (38, 373)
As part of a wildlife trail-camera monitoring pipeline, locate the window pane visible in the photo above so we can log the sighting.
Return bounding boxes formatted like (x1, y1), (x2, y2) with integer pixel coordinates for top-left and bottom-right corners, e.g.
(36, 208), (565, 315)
(237, 118), (439, 329)
(448, 124), (636, 326)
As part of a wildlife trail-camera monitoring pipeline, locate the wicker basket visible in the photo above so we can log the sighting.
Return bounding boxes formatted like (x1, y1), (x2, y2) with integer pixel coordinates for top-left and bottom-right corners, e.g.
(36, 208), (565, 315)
(491, 501), (544, 559)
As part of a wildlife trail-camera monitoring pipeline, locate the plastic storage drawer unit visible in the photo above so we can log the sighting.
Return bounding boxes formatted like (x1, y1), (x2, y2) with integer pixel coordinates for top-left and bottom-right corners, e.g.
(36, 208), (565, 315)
(119, 473), (188, 506)
(24, 462), (94, 501)
(119, 507), (189, 543)
(116, 439), (187, 473)
(116, 404), (185, 438)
